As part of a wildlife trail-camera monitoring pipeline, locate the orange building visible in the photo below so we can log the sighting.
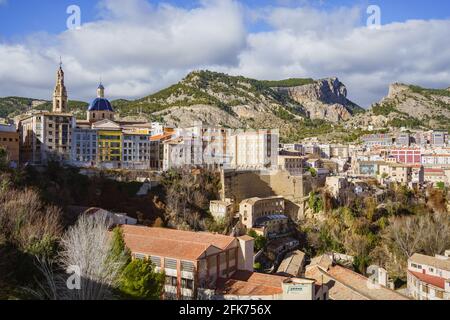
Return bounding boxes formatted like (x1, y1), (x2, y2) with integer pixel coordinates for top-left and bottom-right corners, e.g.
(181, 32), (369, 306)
(0, 124), (20, 166)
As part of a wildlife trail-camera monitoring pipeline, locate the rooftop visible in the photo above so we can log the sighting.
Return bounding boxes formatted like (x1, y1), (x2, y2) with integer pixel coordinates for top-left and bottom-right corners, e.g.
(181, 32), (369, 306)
(409, 253), (450, 271)
(88, 97), (114, 112)
(306, 264), (409, 300)
(408, 271), (446, 289)
(240, 196), (284, 206)
(277, 250), (306, 277)
(216, 270), (288, 296)
(254, 214), (288, 227)
(121, 225), (237, 262)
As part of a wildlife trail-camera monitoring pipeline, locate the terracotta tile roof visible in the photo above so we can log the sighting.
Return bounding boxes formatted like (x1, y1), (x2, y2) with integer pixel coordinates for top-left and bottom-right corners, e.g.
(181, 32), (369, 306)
(306, 265), (409, 300)
(277, 250), (306, 277)
(216, 271), (287, 296)
(150, 133), (173, 141)
(306, 265), (368, 300)
(121, 225), (237, 261)
(424, 168), (445, 174)
(124, 233), (211, 261)
(410, 253), (450, 271)
(326, 265), (409, 300)
(409, 271), (446, 289)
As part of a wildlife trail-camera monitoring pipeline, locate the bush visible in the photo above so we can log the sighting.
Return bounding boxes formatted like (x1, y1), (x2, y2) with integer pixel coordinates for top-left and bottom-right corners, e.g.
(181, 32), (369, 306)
(247, 230), (267, 252)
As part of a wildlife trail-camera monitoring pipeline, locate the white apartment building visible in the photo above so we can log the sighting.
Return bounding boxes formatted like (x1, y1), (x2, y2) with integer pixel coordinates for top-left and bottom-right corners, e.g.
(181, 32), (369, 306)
(229, 129), (279, 170)
(422, 154), (450, 166)
(407, 252), (450, 300)
(122, 131), (152, 170)
(19, 112), (76, 165)
(71, 127), (98, 165)
(163, 123), (279, 172)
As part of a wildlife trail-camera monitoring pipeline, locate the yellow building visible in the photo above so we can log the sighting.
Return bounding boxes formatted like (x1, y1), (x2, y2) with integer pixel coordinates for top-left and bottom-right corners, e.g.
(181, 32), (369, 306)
(98, 130), (122, 162)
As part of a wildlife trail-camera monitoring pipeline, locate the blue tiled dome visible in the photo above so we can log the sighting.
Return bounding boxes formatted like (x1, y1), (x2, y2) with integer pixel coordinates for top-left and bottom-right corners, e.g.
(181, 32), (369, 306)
(88, 98), (114, 112)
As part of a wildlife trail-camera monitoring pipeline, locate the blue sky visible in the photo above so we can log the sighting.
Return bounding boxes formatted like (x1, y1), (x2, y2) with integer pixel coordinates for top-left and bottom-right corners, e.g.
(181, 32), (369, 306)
(0, 0), (450, 107)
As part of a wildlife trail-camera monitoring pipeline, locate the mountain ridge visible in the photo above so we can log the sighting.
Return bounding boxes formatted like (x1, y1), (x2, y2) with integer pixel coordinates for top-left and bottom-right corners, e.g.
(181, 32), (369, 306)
(350, 82), (450, 130)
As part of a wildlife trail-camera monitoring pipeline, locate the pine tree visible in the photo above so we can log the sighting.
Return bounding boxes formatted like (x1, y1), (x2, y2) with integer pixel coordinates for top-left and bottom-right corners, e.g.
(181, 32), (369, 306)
(119, 259), (165, 300)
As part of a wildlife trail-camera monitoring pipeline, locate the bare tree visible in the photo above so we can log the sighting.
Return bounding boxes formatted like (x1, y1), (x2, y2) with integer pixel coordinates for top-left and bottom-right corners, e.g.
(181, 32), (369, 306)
(32, 214), (128, 300)
(384, 215), (425, 259)
(419, 212), (450, 256)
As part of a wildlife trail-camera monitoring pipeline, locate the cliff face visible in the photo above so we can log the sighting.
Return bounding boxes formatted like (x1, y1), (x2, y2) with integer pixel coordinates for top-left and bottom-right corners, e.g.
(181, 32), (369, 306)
(272, 77), (363, 122)
(350, 82), (450, 129)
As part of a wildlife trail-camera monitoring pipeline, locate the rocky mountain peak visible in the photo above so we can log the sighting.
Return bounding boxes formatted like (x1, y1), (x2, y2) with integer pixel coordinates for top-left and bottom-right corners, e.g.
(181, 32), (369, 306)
(387, 83), (410, 99)
(271, 77), (363, 122)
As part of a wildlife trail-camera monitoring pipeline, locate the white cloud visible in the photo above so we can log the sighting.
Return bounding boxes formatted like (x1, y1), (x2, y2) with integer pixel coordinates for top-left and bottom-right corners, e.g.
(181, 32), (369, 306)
(0, 0), (450, 108)
(0, 0), (246, 102)
(233, 16), (450, 106)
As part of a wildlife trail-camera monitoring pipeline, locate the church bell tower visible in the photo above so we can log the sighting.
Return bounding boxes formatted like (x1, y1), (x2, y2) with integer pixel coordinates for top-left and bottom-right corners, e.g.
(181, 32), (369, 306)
(52, 59), (68, 113)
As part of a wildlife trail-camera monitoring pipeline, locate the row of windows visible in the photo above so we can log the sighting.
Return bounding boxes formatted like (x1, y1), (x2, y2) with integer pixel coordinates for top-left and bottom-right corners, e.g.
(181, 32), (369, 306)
(1, 137), (18, 142)
(135, 254), (195, 273)
(165, 276), (194, 290)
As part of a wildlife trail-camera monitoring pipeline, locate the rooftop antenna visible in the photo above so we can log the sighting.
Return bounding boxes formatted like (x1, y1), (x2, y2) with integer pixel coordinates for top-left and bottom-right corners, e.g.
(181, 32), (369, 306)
(59, 56), (62, 68)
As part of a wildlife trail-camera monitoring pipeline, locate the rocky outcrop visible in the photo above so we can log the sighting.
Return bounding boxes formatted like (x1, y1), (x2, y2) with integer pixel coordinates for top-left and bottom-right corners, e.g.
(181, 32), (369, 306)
(350, 82), (450, 129)
(272, 77), (363, 122)
(387, 83), (410, 99)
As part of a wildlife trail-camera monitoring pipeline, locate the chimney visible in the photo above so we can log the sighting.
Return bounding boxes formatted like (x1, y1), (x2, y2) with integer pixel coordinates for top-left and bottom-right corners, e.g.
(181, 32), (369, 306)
(237, 236), (254, 272)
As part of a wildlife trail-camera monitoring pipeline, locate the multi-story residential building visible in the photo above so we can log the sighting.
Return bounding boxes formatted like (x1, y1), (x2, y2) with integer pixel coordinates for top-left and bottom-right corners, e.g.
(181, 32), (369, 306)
(229, 129), (279, 170)
(389, 148), (422, 164)
(281, 143), (304, 154)
(330, 144), (350, 159)
(395, 133), (411, 146)
(379, 163), (424, 186)
(407, 252), (450, 300)
(355, 160), (385, 176)
(122, 130), (152, 170)
(431, 131), (448, 146)
(424, 168), (449, 186)
(150, 129), (174, 171)
(422, 153), (450, 167)
(361, 134), (393, 147)
(277, 155), (304, 176)
(317, 144), (331, 159)
(120, 225), (254, 300)
(18, 65), (75, 165)
(97, 128), (122, 164)
(71, 127), (97, 166)
(163, 124), (279, 172)
(0, 123), (19, 167)
(303, 144), (321, 156)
